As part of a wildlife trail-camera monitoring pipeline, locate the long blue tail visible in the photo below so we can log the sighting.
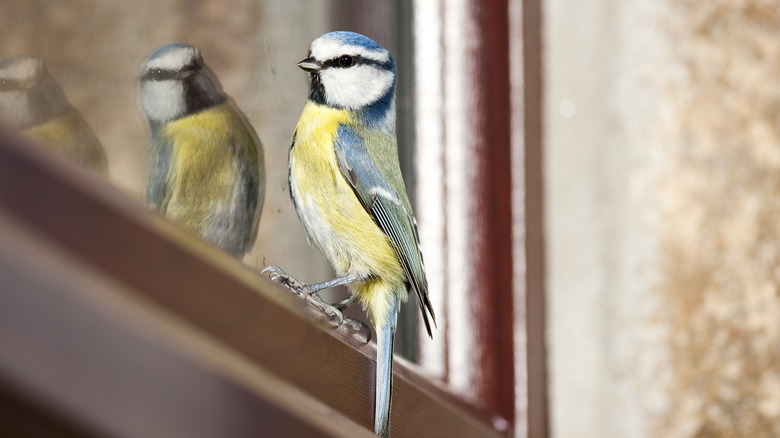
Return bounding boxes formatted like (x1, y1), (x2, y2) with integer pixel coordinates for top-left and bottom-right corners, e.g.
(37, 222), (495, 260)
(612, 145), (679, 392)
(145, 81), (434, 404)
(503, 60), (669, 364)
(374, 295), (399, 437)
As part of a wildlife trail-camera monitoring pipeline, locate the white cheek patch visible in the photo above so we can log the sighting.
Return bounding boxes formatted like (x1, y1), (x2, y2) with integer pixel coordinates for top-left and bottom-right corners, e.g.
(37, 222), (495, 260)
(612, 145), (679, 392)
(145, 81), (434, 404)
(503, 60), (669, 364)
(320, 65), (394, 109)
(0, 92), (29, 128)
(140, 80), (185, 122)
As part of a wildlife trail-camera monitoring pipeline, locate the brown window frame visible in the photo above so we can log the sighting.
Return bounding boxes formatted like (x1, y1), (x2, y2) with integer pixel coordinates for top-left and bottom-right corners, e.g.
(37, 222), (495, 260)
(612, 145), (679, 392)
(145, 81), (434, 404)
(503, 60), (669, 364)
(411, 0), (547, 437)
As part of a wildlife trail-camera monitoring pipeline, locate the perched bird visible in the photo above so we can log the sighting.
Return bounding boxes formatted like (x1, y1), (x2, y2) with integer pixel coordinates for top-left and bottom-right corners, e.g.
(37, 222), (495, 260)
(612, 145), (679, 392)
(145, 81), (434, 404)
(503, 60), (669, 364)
(0, 54), (107, 173)
(264, 31), (435, 437)
(140, 43), (264, 258)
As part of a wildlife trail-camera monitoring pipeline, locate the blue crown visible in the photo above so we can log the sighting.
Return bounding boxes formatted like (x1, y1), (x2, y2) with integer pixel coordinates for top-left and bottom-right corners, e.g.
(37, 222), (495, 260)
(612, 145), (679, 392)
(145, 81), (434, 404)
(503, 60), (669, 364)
(322, 31), (384, 52)
(148, 43), (196, 60)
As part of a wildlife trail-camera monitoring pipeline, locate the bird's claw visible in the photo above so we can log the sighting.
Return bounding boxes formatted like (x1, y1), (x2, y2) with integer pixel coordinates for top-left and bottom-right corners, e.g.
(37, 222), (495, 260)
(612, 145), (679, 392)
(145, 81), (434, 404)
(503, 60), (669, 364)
(261, 265), (345, 326)
(343, 317), (372, 344)
(260, 266), (369, 340)
(306, 293), (345, 325)
(261, 265), (310, 295)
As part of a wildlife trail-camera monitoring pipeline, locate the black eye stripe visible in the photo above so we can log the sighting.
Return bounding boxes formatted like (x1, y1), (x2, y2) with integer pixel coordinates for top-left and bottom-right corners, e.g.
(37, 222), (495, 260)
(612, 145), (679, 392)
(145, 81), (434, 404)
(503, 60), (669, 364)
(321, 55), (389, 70)
(322, 57), (349, 69)
(142, 62), (197, 81)
(143, 68), (176, 81)
(0, 78), (25, 91)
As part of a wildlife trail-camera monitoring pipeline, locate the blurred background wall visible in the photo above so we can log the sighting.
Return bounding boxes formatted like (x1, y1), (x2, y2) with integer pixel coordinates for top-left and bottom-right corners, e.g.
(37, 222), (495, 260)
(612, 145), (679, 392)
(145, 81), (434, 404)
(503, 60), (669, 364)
(652, 1), (780, 437)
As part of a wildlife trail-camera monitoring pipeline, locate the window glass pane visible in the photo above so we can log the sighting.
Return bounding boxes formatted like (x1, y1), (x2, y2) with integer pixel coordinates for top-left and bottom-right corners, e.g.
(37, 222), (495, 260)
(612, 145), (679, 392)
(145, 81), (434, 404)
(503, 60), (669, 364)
(1, 1), (421, 360)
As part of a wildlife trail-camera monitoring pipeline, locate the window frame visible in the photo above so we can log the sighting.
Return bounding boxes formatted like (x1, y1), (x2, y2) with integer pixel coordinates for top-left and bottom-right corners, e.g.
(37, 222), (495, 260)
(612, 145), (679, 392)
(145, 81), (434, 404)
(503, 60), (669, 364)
(412, 0), (548, 437)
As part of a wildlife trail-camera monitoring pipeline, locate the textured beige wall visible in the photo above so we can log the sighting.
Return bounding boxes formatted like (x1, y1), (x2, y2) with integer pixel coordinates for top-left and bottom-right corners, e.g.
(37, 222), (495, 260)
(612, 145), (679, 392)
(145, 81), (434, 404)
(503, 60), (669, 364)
(1, 1), (335, 279)
(654, 1), (780, 436)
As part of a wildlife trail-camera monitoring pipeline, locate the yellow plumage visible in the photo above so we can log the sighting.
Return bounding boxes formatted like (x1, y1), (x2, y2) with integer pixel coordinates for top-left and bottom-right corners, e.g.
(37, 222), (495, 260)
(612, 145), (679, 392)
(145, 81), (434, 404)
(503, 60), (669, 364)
(156, 100), (261, 241)
(24, 109), (107, 173)
(290, 101), (406, 328)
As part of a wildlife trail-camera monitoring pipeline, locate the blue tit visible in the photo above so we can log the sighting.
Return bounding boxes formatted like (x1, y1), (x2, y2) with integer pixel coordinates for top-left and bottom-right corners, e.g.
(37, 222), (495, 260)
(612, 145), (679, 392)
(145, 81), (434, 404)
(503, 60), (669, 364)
(0, 55), (107, 173)
(140, 43), (264, 259)
(264, 31), (435, 437)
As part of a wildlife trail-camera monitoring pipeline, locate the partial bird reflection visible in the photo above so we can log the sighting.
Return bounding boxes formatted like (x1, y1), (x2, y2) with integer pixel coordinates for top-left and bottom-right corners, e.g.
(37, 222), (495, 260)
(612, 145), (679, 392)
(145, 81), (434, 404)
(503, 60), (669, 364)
(139, 44), (265, 259)
(0, 55), (108, 173)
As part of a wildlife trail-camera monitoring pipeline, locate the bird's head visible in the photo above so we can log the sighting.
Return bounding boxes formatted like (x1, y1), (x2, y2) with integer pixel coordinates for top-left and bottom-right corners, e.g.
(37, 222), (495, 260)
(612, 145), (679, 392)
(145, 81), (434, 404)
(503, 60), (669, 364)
(0, 54), (70, 129)
(140, 43), (225, 123)
(299, 31), (396, 111)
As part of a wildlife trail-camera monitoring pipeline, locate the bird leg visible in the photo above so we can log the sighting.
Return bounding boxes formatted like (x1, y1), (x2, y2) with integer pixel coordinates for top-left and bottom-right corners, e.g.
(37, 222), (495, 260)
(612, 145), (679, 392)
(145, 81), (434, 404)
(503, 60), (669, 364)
(329, 292), (371, 342)
(261, 265), (369, 340)
(305, 274), (359, 293)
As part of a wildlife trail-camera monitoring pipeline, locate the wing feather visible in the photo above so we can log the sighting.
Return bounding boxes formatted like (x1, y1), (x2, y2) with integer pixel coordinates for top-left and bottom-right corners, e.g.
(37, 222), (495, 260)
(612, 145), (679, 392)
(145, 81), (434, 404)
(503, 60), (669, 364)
(147, 125), (172, 212)
(334, 124), (436, 336)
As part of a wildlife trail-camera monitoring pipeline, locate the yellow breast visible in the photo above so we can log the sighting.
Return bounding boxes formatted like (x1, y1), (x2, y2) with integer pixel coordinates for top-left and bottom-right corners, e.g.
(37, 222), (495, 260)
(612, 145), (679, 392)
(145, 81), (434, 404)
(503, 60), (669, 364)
(24, 109), (107, 172)
(159, 102), (253, 231)
(290, 101), (408, 327)
(290, 101), (404, 285)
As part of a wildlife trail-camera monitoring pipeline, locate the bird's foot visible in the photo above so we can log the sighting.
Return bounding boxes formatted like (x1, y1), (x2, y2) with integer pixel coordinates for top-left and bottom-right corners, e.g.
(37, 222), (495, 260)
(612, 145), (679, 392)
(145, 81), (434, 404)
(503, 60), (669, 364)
(330, 294), (371, 342)
(261, 266), (371, 342)
(261, 265), (310, 295)
(261, 265), (344, 324)
(344, 317), (372, 344)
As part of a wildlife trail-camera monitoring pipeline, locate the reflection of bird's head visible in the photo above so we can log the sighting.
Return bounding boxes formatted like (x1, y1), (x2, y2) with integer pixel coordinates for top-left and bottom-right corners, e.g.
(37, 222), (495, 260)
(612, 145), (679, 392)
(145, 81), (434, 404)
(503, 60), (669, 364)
(298, 31), (395, 111)
(0, 54), (71, 129)
(140, 43), (225, 123)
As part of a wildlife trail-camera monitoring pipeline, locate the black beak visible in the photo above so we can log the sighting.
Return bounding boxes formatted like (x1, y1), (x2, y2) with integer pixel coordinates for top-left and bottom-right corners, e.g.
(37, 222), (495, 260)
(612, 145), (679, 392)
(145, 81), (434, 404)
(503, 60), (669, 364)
(297, 57), (320, 73)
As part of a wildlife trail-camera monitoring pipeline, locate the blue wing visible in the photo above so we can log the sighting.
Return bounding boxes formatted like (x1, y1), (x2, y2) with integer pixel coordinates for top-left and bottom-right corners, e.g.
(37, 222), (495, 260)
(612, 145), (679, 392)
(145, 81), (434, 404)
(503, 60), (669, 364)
(334, 124), (436, 336)
(231, 116), (264, 253)
(147, 125), (172, 212)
